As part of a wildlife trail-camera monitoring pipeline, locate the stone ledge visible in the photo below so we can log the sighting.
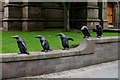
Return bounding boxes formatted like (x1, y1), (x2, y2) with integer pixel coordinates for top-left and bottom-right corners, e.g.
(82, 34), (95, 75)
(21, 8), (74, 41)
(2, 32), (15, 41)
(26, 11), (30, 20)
(4, 4), (23, 7)
(0, 38), (95, 63)
(71, 6), (99, 9)
(0, 36), (120, 63)
(70, 19), (100, 22)
(3, 18), (64, 21)
(103, 29), (120, 33)
(94, 36), (120, 43)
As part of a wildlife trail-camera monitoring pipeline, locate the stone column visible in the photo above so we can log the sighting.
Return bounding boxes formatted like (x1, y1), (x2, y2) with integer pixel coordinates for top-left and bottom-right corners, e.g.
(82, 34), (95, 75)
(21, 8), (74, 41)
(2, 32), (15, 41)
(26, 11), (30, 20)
(86, 1), (100, 30)
(0, 0), (4, 28)
(2, 0), (23, 31)
(0, 0), (2, 28)
(118, 2), (120, 29)
(114, 2), (120, 29)
(99, 1), (108, 29)
(22, 2), (43, 31)
(71, 1), (100, 30)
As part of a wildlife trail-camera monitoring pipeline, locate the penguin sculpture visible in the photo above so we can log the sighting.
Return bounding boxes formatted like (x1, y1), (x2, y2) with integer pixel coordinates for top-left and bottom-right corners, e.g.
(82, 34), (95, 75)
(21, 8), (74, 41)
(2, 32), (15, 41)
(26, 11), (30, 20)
(81, 25), (91, 38)
(35, 35), (52, 52)
(12, 35), (29, 55)
(95, 24), (103, 38)
(56, 33), (74, 50)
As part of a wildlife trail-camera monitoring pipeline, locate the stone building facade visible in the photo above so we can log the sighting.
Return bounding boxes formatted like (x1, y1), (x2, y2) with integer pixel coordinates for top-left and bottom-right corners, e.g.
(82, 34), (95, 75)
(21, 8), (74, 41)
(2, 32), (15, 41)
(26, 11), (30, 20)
(0, 1), (120, 31)
(0, 0), (4, 28)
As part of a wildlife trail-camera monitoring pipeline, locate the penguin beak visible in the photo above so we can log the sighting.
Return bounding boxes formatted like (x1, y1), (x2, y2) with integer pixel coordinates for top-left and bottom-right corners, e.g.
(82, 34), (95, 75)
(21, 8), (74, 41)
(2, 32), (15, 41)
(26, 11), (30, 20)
(11, 36), (18, 38)
(35, 35), (41, 38)
(35, 36), (39, 38)
(11, 36), (15, 38)
(56, 34), (60, 36)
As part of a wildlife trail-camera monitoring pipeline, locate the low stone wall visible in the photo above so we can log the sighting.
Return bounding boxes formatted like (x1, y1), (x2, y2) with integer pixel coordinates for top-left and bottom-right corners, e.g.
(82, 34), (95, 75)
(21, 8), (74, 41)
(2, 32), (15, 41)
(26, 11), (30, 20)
(0, 36), (119, 79)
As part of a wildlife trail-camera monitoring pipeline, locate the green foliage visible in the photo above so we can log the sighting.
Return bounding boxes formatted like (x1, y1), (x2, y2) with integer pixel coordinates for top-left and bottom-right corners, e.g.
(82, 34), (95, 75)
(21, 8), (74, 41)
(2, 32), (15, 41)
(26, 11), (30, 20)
(1, 29), (119, 53)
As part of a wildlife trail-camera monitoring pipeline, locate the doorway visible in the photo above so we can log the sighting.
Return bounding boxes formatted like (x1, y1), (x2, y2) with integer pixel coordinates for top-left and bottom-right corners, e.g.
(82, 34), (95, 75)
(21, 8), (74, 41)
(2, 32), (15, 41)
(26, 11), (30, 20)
(107, 5), (114, 27)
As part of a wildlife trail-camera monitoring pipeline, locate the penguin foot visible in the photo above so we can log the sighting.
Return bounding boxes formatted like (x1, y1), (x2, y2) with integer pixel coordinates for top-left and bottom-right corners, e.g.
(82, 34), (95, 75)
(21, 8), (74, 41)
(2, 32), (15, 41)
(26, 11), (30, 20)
(66, 48), (70, 50)
(49, 49), (52, 51)
(86, 36), (90, 38)
(97, 36), (101, 38)
(18, 53), (22, 54)
(41, 49), (52, 52)
(62, 48), (69, 50)
(45, 50), (48, 52)
(41, 50), (49, 52)
(44, 50), (52, 52)
(26, 52), (30, 55)
(62, 48), (65, 50)
(41, 50), (45, 52)
(83, 36), (86, 38)
(18, 52), (30, 55)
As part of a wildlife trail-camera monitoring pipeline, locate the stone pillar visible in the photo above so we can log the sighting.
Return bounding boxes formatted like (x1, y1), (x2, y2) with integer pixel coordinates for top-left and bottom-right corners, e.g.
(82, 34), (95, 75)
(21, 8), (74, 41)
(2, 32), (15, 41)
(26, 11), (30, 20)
(86, 1), (100, 30)
(118, 2), (120, 29)
(0, 0), (4, 28)
(70, 1), (100, 30)
(3, 0), (23, 31)
(0, 0), (2, 28)
(22, 2), (43, 31)
(99, 1), (108, 29)
(114, 3), (120, 29)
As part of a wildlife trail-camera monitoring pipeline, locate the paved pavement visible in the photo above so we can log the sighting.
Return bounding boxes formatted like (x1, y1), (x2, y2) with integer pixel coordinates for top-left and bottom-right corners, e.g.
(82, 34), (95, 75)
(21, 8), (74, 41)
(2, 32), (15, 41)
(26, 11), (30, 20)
(14, 60), (119, 79)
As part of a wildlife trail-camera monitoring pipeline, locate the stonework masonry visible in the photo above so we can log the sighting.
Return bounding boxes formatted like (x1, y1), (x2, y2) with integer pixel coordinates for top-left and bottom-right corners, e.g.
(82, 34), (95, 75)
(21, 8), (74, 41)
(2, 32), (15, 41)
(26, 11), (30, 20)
(1, 1), (108, 31)
(0, 0), (4, 28)
(1, 1), (119, 31)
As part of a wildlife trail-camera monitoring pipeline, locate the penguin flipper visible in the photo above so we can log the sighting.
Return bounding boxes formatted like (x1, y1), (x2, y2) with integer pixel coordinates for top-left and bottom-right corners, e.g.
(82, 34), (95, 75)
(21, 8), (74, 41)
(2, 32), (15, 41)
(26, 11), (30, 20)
(21, 41), (27, 49)
(67, 38), (74, 41)
(43, 40), (51, 51)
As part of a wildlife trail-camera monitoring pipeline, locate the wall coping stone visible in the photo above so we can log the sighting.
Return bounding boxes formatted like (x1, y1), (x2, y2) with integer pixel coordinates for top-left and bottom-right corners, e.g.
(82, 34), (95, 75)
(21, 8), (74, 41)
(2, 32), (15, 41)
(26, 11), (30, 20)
(94, 36), (120, 43)
(0, 36), (119, 63)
